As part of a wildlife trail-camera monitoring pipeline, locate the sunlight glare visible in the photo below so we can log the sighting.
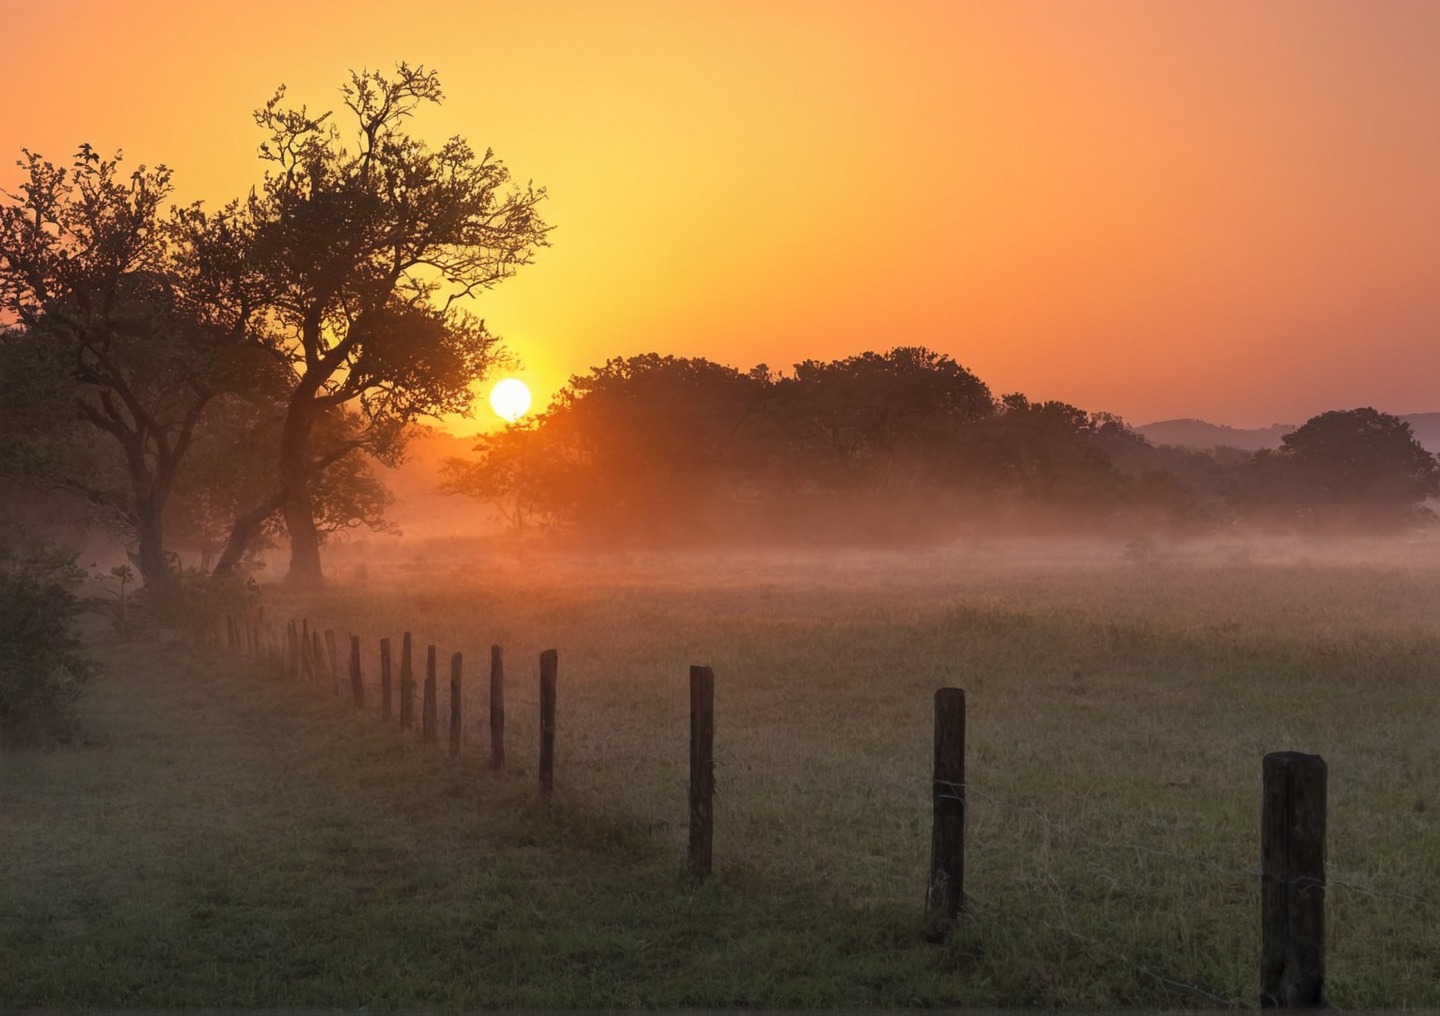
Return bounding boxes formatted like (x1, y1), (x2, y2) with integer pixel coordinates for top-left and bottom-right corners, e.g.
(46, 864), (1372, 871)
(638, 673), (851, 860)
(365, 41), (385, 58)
(489, 377), (533, 422)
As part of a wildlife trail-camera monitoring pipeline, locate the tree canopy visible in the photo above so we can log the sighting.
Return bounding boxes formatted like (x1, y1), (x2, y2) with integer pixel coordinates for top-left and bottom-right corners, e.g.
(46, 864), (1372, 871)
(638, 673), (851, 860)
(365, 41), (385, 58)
(217, 63), (549, 585)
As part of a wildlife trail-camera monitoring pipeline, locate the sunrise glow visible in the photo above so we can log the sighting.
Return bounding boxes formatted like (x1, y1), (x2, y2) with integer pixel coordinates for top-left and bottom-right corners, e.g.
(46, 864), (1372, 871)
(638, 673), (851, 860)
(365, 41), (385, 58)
(6, 1), (1440, 428)
(488, 378), (533, 422)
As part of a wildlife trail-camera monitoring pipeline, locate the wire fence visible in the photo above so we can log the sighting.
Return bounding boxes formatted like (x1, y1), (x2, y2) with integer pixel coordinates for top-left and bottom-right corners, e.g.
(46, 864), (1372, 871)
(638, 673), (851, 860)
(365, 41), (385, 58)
(220, 608), (1437, 1008)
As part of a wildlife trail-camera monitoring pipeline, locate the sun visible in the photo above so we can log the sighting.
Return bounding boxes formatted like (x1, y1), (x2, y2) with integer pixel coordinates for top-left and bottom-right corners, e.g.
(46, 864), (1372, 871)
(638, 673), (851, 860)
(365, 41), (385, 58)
(488, 377), (533, 422)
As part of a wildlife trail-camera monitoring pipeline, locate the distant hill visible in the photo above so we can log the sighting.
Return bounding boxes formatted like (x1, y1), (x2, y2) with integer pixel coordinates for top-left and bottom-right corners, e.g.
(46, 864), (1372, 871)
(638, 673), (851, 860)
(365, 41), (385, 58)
(1133, 412), (1440, 454)
(1401, 412), (1440, 453)
(1131, 418), (1294, 451)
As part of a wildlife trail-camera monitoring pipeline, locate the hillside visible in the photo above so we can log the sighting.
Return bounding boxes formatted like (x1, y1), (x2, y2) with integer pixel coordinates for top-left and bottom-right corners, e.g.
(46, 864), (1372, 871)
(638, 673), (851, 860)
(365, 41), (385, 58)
(1134, 412), (1440, 453)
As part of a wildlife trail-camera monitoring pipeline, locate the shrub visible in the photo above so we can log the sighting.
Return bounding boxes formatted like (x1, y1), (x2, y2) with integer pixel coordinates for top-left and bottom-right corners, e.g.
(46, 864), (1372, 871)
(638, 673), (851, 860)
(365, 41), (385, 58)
(0, 541), (98, 745)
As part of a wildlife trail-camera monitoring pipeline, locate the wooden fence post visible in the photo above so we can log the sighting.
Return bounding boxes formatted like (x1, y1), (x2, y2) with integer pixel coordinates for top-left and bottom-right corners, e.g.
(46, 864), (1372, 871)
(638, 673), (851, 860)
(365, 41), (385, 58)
(312, 631), (325, 685)
(300, 620), (313, 681)
(489, 644), (505, 770)
(287, 620), (299, 678)
(688, 664), (715, 879)
(399, 633), (414, 730)
(449, 652), (463, 758)
(539, 649), (557, 797)
(324, 630), (341, 696)
(349, 635), (365, 709)
(924, 687), (966, 942)
(379, 637), (393, 723)
(1260, 751), (1327, 1008)
(422, 645), (438, 743)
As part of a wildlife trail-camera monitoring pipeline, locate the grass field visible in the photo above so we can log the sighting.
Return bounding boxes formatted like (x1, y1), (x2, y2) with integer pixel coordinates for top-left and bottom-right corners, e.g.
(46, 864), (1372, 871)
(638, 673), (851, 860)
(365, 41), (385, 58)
(3, 537), (1438, 1008)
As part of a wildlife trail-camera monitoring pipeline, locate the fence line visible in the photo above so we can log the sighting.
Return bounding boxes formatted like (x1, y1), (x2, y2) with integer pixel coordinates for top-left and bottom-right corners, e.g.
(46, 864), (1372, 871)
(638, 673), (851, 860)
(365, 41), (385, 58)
(219, 609), (1428, 1009)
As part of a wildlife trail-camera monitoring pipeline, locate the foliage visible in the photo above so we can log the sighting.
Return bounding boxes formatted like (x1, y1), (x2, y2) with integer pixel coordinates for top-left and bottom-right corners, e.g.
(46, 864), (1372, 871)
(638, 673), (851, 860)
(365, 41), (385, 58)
(775, 346), (993, 494)
(445, 348), (1146, 542)
(445, 354), (776, 539)
(0, 540), (97, 744)
(216, 62), (549, 585)
(1230, 408), (1439, 530)
(1276, 407), (1439, 528)
(0, 146), (258, 587)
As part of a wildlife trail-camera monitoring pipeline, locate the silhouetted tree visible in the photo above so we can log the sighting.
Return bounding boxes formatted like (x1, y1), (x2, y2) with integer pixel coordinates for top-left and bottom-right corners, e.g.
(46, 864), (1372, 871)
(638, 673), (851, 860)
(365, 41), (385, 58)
(0, 148), (257, 589)
(1244, 407), (1439, 529)
(218, 63), (549, 585)
(773, 347), (993, 499)
(957, 395), (1124, 525)
(445, 354), (772, 539)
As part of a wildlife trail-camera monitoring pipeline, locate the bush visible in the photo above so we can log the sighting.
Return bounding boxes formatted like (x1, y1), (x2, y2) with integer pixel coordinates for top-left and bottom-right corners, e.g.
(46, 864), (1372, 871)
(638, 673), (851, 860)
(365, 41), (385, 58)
(0, 541), (98, 745)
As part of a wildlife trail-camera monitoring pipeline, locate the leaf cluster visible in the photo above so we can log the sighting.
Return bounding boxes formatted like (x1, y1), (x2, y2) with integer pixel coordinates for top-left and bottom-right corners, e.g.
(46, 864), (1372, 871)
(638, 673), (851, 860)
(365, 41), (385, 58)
(0, 540), (98, 744)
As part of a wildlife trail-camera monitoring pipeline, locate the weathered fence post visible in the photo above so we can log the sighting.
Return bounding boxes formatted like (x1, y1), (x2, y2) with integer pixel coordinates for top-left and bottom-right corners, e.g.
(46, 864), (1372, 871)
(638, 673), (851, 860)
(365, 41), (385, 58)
(924, 687), (966, 941)
(399, 633), (414, 730)
(324, 630), (341, 696)
(379, 637), (393, 723)
(287, 620), (299, 678)
(300, 620), (313, 681)
(539, 649), (557, 797)
(422, 645), (438, 743)
(449, 652), (463, 758)
(313, 631), (327, 685)
(489, 644), (505, 770)
(688, 664), (715, 879)
(1260, 751), (1327, 1008)
(348, 635), (365, 709)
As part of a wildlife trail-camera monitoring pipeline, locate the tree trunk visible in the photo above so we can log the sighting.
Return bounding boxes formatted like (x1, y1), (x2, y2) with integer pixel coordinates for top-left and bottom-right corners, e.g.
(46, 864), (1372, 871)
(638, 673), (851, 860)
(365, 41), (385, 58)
(120, 430), (177, 594)
(282, 486), (324, 588)
(212, 491), (286, 579)
(279, 392), (324, 589)
(132, 487), (174, 592)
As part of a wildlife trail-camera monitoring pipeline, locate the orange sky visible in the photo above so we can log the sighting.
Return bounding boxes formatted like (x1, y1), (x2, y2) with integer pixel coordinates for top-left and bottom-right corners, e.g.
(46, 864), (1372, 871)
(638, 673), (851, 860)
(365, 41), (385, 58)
(5, 0), (1439, 430)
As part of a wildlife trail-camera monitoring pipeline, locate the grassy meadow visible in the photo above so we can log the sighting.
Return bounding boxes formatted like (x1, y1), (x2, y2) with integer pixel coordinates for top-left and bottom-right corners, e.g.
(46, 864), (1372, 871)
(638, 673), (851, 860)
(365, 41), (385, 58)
(3, 536), (1438, 1008)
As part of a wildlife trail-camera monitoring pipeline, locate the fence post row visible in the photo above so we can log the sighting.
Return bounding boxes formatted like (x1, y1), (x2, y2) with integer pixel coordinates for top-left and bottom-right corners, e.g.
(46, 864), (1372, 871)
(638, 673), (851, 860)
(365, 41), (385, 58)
(239, 621), (1346, 1012)
(924, 687), (966, 942)
(688, 664), (715, 880)
(1260, 751), (1327, 1009)
(489, 644), (505, 770)
(539, 649), (557, 797)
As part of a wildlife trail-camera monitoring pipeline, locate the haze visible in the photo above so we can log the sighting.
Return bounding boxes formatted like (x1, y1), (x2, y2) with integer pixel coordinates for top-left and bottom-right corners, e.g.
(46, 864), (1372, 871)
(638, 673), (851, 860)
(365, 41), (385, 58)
(6, 0), (1439, 430)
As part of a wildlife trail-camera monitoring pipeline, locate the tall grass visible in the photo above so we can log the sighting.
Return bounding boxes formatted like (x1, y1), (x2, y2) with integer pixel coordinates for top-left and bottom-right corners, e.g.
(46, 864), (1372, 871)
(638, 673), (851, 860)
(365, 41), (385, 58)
(3, 538), (1437, 1007)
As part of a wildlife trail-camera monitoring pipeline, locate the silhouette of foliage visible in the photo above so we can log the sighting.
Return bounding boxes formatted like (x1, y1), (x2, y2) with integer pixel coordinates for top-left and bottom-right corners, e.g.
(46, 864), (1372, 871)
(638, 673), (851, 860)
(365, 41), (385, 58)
(0, 147), (259, 589)
(212, 63), (549, 585)
(1241, 407), (1439, 529)
(0, 540), (98, 744)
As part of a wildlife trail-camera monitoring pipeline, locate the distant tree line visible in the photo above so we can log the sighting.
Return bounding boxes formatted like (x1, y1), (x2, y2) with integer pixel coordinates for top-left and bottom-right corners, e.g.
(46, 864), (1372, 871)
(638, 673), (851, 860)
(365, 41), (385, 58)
(0, 64), (548, 591)
(442, 350), (1440, 544)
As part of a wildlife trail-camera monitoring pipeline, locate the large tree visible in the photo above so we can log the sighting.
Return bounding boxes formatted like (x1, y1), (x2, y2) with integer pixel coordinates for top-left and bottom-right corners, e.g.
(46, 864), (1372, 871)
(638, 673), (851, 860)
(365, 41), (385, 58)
(1247, 407), (1440, 529)
(443, 354), (774, 539)
(773, 347), (994, 495)
(218, 63), (549, 585)
(0, 147), (256, 589)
